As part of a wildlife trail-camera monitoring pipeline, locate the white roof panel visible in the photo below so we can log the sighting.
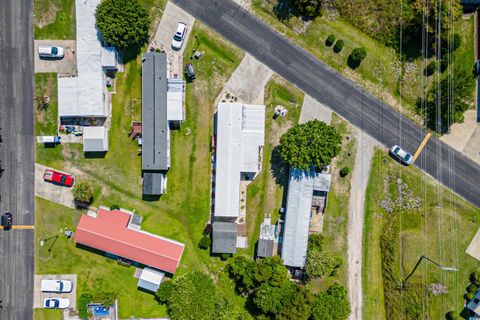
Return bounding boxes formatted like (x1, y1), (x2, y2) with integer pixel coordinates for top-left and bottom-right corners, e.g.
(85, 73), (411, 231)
(83, 126), (108, 152)
(167, 91), (183, 121)
(214, 103), (265, 218)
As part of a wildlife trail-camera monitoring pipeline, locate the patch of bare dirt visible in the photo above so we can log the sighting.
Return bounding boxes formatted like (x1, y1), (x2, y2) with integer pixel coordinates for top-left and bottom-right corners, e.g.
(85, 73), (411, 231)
(34, 2), (57, 28)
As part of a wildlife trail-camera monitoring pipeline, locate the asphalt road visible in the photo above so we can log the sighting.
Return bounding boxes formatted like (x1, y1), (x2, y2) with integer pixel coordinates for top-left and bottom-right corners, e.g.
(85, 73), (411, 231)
(0, 0), (35, 319)
(173, 0), (480, 208)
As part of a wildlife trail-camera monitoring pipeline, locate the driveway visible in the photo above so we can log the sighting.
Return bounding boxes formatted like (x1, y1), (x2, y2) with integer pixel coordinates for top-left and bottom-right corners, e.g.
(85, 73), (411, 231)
(299, 94), (332, 124)
(33, 274), (77, 310)
(34, 40), (76, 75)
(35, 163), (76, 208)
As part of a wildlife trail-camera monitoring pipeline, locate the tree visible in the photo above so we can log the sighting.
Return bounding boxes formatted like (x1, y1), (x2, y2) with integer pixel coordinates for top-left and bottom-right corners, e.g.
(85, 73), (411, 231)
(311, 284), (351, 320)
(78, 293), (93, 319)
(417, 68), (474, 132)
(471, 271), (480, 286)
(446, 311), (460, 320)
(326, 34), (335, 47)
(72, 180), (94, 204)
(291, 0), (323, 19)
(95, 0), (150, 53)
(333, 40), (344, 53)
(227, 256), (255, 292)
(339, 166), (350, 177)
(278, 120), (342, 170)
(277, 285), (313, 320)
(424, 61), (437, 76)
(155, 280), (174, 304)
(168, 271), (217, 320)
(347, 47), (367, 69)
(308, 234), (324, 251)
(253, 282), (295, 315)
(305, 249), (342, 280)
(253, 256), (289, 287)
(198, 234), (211, 250)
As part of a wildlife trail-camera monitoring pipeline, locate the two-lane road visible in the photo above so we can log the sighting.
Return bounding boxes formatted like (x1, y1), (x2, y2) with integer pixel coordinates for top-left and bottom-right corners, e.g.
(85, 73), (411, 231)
(0, 0), (35, 319)
(172, 0), (480, 207)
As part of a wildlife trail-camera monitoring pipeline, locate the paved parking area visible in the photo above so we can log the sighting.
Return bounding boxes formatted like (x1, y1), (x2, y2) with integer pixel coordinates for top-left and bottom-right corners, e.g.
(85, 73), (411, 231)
(33, 274), (77, 309)
(35, 163), (76, 208)
(34, 40), (76, 74)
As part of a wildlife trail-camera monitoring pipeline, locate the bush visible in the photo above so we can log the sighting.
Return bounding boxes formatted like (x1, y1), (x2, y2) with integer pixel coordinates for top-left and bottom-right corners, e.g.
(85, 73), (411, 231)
(347, 47), (367, 69)
(471, 271), (480, 286)
(110, 204), (120, 210)
(95, 0), (150, 54)
(308, 234), (324, 251)
(73, 180), (94, 204)
(339, 166), (350, 177)
(446, 311), (460, 320)
(333, 40), (344, 53)
(78, 293), (93, 319)
(424, 61), (437, 76)
(198, 234), (211, 250)
(465, 292), (475, 301)
(220, 253), (231, 261)
(467, 282), (478, 293)
(326, 35), (336, 47)
(155, 280), (174, 304)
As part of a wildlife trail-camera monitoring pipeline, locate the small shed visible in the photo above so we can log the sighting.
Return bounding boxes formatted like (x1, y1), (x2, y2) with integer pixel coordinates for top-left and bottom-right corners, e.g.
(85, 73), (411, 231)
(212, 222), (237, 254)
(101, 46), (118, 72)
(257, 217), (276, 258)
(137, 267), (164, 292)
(83, 126), (109, 152)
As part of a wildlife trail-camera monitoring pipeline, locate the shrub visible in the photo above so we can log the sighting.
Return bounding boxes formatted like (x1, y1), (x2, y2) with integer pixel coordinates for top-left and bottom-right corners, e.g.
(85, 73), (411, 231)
(446, 311), (460, 320)
(424, 61), (437, 76)
(155, 280), (174, 304)
(78, 293), (93, 319)
(326, 34), (336, 47)
(333, 40), (344, 53)
(110, 204), (120, 210)
(220, 253), (231, 261)
(308, 234), (325, 251)
(471, 271), (480, 286)
(339, 166), (350, 177)
(73, 180), (94, 204)
(347, 47), (367, 69)
(95, 0), (150, 53)
(465, 292), (475, 301)
(467, 282), (478, 293)
(198, 234), (211, 250)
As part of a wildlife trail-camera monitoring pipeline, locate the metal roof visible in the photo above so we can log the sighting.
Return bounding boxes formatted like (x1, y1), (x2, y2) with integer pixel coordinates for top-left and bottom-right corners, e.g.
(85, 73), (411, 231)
(101, 46), (117, 69)
(212, 222), (237, 254)
(137, 267), (164, 292)
(74, 208), (185, 274)
(143, 172), (167, 195)
(142, 52), (169, 172)
(83, 126), (108, 152)
(257, 239), (274, 258)
(58, 0), (106, 118)
(281, 169), (331, 268)
(214, 103), (265, 218)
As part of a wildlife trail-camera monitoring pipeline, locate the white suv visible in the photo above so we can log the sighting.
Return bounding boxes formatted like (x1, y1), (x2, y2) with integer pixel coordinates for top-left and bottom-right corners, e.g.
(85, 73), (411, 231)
(41, 279), (73, 293)
(171, 23), (187, 50)
(38, 46), (65, 59)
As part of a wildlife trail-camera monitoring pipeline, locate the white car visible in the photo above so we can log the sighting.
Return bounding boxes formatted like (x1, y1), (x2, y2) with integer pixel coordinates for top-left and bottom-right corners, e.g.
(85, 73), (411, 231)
(390, 145), (414, 165)
(44, 298), (70, 309)
(171, 23), (187, 50)
(41, 279), (73, 293)
(38, 46), (65, 59)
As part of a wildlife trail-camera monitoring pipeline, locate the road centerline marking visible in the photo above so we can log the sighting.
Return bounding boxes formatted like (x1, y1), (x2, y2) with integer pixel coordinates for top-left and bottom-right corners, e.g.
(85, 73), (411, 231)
(413, 132), (432, 162)
(0, 225), (35, 230)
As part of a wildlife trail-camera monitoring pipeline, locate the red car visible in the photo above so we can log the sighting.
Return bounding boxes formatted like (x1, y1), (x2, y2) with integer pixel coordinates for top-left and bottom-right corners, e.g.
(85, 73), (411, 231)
(43, 169), (74, 187)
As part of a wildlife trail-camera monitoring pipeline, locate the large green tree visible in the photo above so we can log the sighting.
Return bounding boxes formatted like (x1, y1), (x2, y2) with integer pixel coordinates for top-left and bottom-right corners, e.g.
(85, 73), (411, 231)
(95, 0), (150, 52)
(311, 284), (351, 320)
(167, 271), (217, 320)
(305, 249), (342, 280)
(278, 120), (342, 170)
(291, 0), (322, 19)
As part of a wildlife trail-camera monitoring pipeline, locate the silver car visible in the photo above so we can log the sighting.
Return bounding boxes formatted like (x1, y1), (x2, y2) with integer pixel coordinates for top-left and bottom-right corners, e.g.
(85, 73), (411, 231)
(44, 298), (70, 309)
(38, 46), (65, 59)
(390, 145), (414, 165)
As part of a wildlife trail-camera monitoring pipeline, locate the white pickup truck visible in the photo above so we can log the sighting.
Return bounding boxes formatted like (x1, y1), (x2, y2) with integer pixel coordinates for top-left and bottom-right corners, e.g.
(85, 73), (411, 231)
(40, 280), (73, 293)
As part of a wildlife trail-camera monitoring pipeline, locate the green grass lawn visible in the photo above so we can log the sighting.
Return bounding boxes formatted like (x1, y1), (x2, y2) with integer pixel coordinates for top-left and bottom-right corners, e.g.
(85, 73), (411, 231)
(33, 308), (63, 320)
(363, 149), (480, 319)
(309, 114), (357, 292)
(243, 76), (304, 256)
(34, 21), (244, 318)
(34, 73), (58, 136)
(34, 0), (76, 40)
(251, 1), (475, 126)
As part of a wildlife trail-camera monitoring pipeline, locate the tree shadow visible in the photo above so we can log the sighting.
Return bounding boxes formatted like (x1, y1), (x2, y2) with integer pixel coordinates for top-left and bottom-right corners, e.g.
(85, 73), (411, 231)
(270, 145), (289, 188)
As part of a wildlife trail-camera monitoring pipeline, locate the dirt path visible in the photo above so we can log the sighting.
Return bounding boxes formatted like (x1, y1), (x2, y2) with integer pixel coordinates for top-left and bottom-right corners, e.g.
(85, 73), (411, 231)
(347, 129), (378, 320)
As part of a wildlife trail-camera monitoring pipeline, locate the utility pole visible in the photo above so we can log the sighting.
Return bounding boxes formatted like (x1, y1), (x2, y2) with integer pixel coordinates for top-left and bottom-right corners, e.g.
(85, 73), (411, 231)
(401, 255), (458, 289)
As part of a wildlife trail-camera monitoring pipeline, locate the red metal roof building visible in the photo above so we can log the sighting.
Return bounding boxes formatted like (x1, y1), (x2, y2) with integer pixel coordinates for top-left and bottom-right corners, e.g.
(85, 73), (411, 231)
(74, 207), (184, 274)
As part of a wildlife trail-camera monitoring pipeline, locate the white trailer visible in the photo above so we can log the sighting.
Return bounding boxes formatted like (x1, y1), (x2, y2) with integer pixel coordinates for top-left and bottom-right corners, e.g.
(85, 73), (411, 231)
(40, 279), (73, 293)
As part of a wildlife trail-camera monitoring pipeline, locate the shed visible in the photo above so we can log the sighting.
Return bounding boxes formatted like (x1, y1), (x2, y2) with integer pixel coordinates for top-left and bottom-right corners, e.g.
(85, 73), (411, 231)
(101, 46), (118, 71)
(143, 172), (167, 195)
(83, 126), (109, 152)
(212, 222), (237, 254)
(137, 267), (164, 292)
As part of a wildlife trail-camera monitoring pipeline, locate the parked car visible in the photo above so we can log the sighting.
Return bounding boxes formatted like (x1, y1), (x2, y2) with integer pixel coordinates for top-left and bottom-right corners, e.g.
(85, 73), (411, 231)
(171, 23), (187, 50)
(390, 145), (414, 165)
(185, 63), (195, 80)
(43, 169), (74, 187)
(41, 280), (73, 293)
(38, 46), (65, 59)
(44, 298), (70, 309)
(1, 212), (13, 230)
(38, 136), (61, 144)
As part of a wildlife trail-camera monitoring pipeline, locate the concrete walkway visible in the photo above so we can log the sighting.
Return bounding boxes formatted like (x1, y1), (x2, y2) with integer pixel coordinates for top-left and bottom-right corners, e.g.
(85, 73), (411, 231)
(35, 163), (76, 208)
(218, 53), (273, 105)
(299, 94), (332, 124)
(347, 130), (378, 320)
